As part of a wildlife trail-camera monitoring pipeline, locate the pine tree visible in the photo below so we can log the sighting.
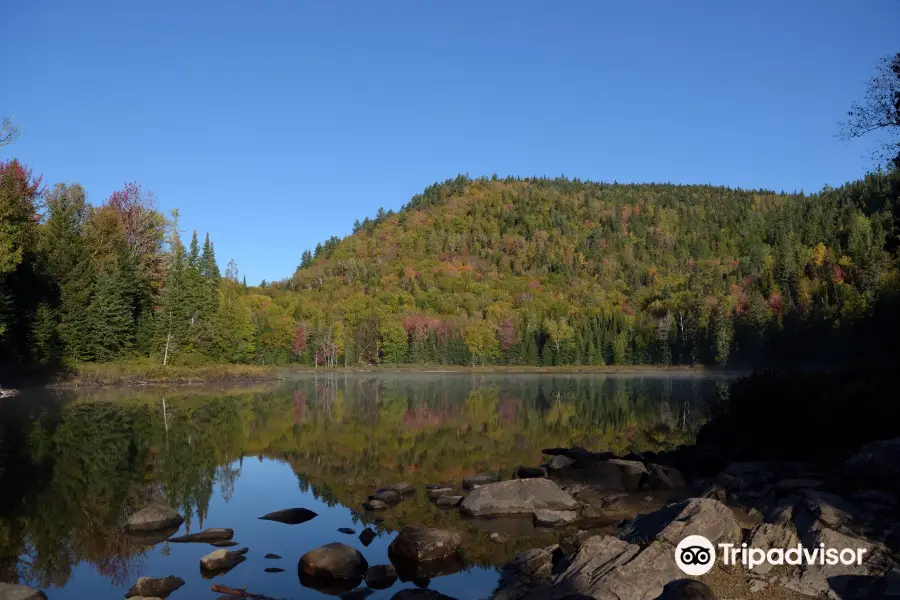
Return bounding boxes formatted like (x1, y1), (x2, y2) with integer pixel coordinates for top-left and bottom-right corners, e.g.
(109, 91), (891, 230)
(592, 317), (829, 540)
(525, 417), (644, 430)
(86, 272), (134, 361)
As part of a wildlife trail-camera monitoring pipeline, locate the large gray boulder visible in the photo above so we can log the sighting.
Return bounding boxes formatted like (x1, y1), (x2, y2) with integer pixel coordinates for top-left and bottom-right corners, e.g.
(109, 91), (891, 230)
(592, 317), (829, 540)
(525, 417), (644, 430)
(125, 505), (184, 532)
(388, 527), (462, 563)
(460, 479), (579, 517)
(606, 459), (648, 491)
(620, 498), (741, 546)
(845, 438), (900, 491)
(0, 584), (47, 600)
(299, 542), (368, 583)
(124, 576), (184, 598)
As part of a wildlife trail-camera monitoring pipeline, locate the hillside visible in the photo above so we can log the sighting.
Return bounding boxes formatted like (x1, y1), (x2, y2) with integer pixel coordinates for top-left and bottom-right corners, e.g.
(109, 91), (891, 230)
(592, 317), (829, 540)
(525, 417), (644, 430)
(275, 173), (900, 367)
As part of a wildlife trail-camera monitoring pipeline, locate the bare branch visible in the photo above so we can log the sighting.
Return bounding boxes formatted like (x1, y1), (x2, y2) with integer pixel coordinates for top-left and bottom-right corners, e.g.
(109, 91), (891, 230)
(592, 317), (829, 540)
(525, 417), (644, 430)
(0, 117), (19, 147)
(838, 52), (900, 169)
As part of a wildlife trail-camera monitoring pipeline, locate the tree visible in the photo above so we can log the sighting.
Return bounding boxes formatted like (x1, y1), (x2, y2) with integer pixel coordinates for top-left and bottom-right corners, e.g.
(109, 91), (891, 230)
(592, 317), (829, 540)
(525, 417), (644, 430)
(0, 161), (42, 275)
(839, 52), (900, 170)
(0, 117), (18, 148)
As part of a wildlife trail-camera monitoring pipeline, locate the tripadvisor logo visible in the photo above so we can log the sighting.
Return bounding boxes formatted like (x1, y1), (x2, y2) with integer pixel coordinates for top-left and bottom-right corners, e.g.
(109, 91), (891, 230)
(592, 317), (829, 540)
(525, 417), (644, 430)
(675, 535), (868, 575)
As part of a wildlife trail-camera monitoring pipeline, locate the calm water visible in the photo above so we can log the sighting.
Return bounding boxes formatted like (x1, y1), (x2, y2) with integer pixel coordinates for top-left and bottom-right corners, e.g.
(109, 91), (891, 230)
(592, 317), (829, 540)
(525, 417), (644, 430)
(0, 373), (727, 599)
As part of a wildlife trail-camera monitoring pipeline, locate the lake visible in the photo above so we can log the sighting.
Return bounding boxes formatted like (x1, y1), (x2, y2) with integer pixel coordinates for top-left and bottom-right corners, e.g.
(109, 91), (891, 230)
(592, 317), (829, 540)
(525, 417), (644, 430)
(0, 373), (728, 599)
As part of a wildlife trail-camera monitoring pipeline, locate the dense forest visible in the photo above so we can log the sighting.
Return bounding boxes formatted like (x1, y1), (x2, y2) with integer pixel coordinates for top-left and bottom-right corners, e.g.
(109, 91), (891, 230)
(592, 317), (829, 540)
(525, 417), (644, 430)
(1, 159), (899, 374)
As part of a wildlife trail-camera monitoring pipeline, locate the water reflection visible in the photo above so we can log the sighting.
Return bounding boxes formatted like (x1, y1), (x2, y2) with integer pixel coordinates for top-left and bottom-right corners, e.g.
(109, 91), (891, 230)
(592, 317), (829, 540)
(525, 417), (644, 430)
(0, 373), (723, 598)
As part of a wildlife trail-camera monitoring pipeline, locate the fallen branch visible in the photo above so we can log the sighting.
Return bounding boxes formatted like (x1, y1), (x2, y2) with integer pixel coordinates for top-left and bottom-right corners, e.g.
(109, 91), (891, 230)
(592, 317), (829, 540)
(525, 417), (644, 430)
(210, 584), (288, 600)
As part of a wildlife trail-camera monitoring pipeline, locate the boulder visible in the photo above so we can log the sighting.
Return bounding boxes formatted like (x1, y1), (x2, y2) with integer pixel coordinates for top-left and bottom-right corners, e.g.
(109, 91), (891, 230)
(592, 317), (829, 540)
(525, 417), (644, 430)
(125, 505), (185, 532)
(516, 465), (547, 479)
(553, 461), (626, 492)
(463, 472), (501, 489)
(645, 465), (685, 490)
(533, 509), (578, 528)
(365, 564), (398, 589)
(746, 522), (800, 575)
(258, 507), (318, 525)
(0, 584), (47, 600)
(493, 547), (556, 600)
(434, 495), (463, 507)
(378, 482), (416, 495)
(607, 459), (648, 491)
(370, 490), (403, 505)
(363, 499), (390, 511)
(359, 527), (377, 546)
(545, 455), (576, 471)
(200, 547), (249, 573)
(559, 530), (593, 559)
(427, 487), (455, 502)
(620, 498), (741, 546)
(264, 553), (282, 559)
(388, 527), (462, 563)
(124, 576), (185, 598)
(299, 543), (368, 590)
(845, 438), (900, 491)
(169, 527), (233, 543)
(460, 479), (579, 517)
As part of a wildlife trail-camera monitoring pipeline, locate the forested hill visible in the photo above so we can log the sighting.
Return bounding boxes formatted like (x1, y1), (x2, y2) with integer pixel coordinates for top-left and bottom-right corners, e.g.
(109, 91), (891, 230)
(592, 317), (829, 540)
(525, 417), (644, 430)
(277, 173), (900, 367)
(1, 161), (898, 373)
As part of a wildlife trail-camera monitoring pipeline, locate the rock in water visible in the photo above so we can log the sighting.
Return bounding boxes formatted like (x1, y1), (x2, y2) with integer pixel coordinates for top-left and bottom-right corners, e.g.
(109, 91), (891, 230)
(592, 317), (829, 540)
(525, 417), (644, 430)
(124, 576), (185, 598)
(169, 527), (233, 543)
(378, 482), (416, 495)
(463, 472), (500, 489)
(258, 507), (318, 525)
(125, 505), (185, 532)
(0, 583), (47, 600)
(426, 487), (455, 501)
(658, 580), (719, 600)
(533, 509), (578, 528)
(363, 499), (390, 511)
(434, 495), (463, 507)
(264, 553), (282, 559)
(365, 564), (398, 589)
(338, 527), (356, 534)
(298, 542), (368, 588)
(370, 490), (402, 505)
(200, 547), (249, 573)
(359, 528), (377, 546)
(388, 527), (462, 563)
(265, 567), (285, 573)
(460, 479), (579, 517)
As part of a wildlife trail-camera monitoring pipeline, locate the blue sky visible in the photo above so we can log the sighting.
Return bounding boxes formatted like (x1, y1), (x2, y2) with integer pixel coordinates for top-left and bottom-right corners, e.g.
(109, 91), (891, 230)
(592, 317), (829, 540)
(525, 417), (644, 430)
(3, 1), (898, 285)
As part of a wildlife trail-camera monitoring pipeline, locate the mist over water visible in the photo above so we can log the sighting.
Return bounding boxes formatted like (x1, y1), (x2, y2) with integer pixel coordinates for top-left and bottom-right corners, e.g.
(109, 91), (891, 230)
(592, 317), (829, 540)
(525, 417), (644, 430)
(0, 373), (728, 599)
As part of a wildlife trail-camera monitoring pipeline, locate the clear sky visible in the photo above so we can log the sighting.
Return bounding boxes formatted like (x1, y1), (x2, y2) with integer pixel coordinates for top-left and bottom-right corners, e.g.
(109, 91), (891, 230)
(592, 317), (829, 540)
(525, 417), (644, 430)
(3, 1), (898, 285)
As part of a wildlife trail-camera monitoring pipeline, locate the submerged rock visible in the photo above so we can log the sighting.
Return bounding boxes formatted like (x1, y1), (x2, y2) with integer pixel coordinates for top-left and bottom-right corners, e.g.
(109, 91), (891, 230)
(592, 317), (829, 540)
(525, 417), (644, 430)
(388, 527), (462, 563)
(533, 509), (578, 528)
(365, 564), (398, 589)
(299, 542), (368, 592)
(125, 505), (185, 533)
(124, 576), (185, 598)
(169, 527), (233, 543)
(258, 507), (318, 525)
(0, 583), (47, 600)
(460, 479), (579, 517)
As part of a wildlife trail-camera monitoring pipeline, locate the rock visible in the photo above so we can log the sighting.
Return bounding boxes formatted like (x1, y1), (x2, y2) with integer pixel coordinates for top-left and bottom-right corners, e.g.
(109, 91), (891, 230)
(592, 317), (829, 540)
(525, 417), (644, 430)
(265, 567), (285, 573)
(125, 525), (182, 546)
(657, 579), (719, 600)
(169, 527), (233, 543)
(124, 576), (185, 598)
(338, 527), (356, 534)
(546, 455), (576, 471)
(516, 465), (547, 479)
(365, 564), (398, 589)
(200, 547), (249, 573)
(0, 584), (47, 600)
(460, 479), (579, 517)
(363, 499), (390, 511)
(434, 495), (463, 507)
(795, 489), (864, 530)
(533, 509), (578, 528)
(342, 589), (375, 600)
(209, 540), (239, 547)
(389, 527), (462, 563)
(299, 543), (368, 590)
(493, 547), (556, 600)
(359, 527), (377, 546)
(620, 498), (741, 546)
(378, 482), (416, 495)
(390, 590), (457, 600)
(463, 472), (501, 489)
(391, 553), (466, 581)
(489, 532), (510, 543)
(258, 507), (318, 525)
(607, 459), (648, 491)
(746, 522), (800, 574)
(559, 530), (593, 559)
(551, 535), (662, 599)
(427, 487), (455, 501)
(645, 465), (685, 490)
(370, 490), (402, 505)
(264, 553), (282, 559)
(554, 461), (627, 492)
(845, 437), (900, 491)
(125, 505), (185, 532)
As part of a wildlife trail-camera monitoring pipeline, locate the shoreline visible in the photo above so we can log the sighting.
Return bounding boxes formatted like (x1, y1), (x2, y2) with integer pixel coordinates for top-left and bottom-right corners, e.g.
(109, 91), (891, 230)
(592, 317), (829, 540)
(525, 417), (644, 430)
(33, 362), (749, 389)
